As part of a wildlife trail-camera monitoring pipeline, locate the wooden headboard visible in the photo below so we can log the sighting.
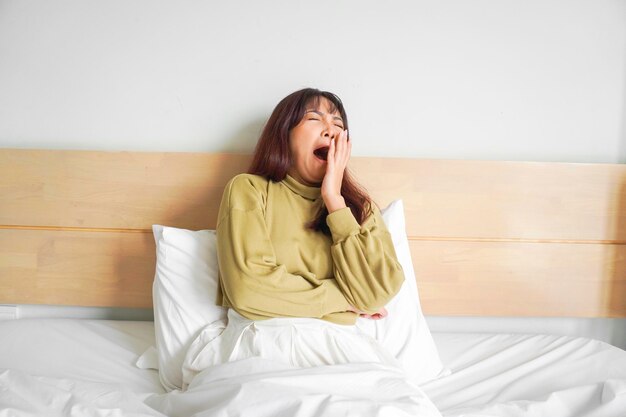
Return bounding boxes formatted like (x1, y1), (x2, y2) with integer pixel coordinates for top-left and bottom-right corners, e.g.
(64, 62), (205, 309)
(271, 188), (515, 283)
(1, 148), (624, 317)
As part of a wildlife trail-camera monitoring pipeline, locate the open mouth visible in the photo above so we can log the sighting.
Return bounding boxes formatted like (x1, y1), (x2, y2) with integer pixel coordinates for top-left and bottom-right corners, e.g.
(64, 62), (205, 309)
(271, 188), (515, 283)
(313, 146), (329, 161)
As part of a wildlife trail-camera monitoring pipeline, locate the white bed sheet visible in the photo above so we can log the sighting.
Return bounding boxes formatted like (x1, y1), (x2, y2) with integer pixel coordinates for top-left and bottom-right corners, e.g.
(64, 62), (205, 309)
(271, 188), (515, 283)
(0, 318), (163, 395)
(426, 333), (626, 416)
(1, 319), (626, 416)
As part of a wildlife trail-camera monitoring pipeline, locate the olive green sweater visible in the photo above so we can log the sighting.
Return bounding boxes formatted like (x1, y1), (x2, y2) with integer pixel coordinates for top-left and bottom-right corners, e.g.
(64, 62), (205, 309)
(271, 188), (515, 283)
(216, 173), (404, 325)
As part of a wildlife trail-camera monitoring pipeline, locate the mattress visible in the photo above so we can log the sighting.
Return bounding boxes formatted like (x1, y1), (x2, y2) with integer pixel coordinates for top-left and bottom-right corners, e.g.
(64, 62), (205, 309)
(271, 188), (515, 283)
(1, 319), (625, 416)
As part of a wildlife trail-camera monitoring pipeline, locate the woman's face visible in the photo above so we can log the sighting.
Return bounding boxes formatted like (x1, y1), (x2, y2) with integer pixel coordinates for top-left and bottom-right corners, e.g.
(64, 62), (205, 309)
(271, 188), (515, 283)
(288, 97), (345, 186)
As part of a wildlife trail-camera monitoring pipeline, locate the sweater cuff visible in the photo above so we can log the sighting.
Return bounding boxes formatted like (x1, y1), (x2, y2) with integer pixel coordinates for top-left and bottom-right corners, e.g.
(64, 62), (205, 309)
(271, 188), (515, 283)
(326, 207), (361, 243)
(322, 279), (349, 316)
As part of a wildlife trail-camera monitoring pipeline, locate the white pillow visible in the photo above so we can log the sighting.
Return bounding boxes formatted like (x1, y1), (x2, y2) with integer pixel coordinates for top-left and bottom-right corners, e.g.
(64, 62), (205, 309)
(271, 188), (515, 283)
(152, 225), (226, 391)
(356, 200), (448, 385)
(151, 199), (446, 390)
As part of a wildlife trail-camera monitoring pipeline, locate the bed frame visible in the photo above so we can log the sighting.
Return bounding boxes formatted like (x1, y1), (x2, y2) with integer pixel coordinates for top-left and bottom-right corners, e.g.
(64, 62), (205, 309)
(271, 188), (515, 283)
(1, 148), (624, 317)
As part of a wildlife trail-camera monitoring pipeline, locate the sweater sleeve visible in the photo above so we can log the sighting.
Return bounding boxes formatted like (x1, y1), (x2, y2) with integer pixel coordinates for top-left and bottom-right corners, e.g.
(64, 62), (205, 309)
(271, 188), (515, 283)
(326, 205), (405, 314)
(216, 176), (349, 320)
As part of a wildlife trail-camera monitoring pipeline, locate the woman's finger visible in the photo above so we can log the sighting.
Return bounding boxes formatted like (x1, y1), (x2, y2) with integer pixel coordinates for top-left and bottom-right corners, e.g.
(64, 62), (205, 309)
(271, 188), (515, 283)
(338, 130), (350, 168)
(337, 130), (345, 154)
(327, 134), (335, 166)
(334, 134), (346, 167)
(358, 306), (388, 320)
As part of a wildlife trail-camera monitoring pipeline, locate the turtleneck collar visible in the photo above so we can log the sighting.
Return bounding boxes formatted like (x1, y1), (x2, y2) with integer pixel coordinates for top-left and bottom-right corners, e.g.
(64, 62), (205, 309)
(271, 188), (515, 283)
(283, 174), (321, 200)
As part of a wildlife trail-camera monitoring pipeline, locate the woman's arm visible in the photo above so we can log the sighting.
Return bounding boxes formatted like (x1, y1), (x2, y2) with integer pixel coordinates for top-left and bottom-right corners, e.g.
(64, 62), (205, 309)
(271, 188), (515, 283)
(327, 205), (405, 314)
(217, 175), (349, 320)
(321, 131), (405, 314)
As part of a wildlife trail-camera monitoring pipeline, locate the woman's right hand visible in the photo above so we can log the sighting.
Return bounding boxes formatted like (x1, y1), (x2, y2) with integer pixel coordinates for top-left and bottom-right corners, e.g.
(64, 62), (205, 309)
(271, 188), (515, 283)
(321, 129), (351, 213)
(348, 306), (388, 320)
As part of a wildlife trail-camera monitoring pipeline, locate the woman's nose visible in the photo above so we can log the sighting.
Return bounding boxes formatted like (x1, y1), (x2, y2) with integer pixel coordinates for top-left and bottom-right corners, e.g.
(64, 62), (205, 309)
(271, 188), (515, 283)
(322, 123), (339, 139)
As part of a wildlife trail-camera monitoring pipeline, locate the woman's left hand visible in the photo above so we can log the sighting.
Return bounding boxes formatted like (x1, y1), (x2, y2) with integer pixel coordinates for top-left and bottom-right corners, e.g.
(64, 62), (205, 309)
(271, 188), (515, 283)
(348, 306), (388, 320)
(321, 129), (351, 213)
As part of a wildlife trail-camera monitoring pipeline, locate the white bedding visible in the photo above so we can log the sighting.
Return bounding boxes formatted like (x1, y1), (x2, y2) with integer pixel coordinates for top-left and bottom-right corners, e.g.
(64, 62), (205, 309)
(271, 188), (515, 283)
(425, 333), (626, 416)
(1, 319), (625, 416)
(0, 319), (162, 395)
(146, 358), (440, 417)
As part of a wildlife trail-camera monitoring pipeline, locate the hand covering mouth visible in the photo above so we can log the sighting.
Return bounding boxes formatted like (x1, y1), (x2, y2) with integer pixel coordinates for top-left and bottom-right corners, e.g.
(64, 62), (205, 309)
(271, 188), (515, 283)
(313, 146), (329, 161)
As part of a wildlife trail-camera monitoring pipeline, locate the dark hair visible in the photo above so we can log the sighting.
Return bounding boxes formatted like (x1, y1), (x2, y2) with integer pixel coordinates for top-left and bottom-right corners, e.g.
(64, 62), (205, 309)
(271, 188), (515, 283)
(249, 88), (372, 235)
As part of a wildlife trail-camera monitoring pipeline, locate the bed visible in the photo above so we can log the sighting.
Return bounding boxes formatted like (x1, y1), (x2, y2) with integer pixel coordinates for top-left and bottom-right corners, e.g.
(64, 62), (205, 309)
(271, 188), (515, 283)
(1, 148), (625, 416)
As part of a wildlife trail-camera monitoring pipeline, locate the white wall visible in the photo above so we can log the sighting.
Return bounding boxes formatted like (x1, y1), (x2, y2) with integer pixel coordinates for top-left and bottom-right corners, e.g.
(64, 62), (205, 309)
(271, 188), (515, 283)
(0, 0), (624, 163)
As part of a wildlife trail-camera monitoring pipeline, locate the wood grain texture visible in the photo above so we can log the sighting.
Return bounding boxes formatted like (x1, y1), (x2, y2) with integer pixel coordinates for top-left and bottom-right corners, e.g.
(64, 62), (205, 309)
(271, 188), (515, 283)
(2, 229), (623, 316)
(0, 228), (154, 308)
(0, 149), (251, 231)
(3, 149), (626, 242)
(349, 158), (626, 243)
(1, 148), (625, 316)
(411, 240), (626, 317)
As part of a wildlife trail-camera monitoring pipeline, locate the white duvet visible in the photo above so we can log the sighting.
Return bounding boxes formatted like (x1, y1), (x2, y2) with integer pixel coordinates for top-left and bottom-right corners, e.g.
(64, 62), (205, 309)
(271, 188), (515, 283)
(147, 357), (441, 417)
(0, 358), (440, 417)
(0, 316), (441, 417)
(2, 320), (626, 417)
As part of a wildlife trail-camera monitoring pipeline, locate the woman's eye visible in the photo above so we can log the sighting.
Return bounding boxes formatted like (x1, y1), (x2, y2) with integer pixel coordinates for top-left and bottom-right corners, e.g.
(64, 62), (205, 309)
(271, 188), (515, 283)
(335, 125), (344, 129)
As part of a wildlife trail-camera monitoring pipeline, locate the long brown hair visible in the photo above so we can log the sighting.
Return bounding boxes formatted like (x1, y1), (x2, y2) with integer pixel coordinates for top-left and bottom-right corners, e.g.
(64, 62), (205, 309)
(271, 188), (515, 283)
(248, 88), (372, 235)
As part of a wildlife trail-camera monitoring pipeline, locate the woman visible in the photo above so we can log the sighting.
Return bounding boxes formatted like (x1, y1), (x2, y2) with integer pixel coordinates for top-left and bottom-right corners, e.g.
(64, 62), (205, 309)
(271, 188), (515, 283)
(217, 87), (404, 323)
(184, 88), (404, 381)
